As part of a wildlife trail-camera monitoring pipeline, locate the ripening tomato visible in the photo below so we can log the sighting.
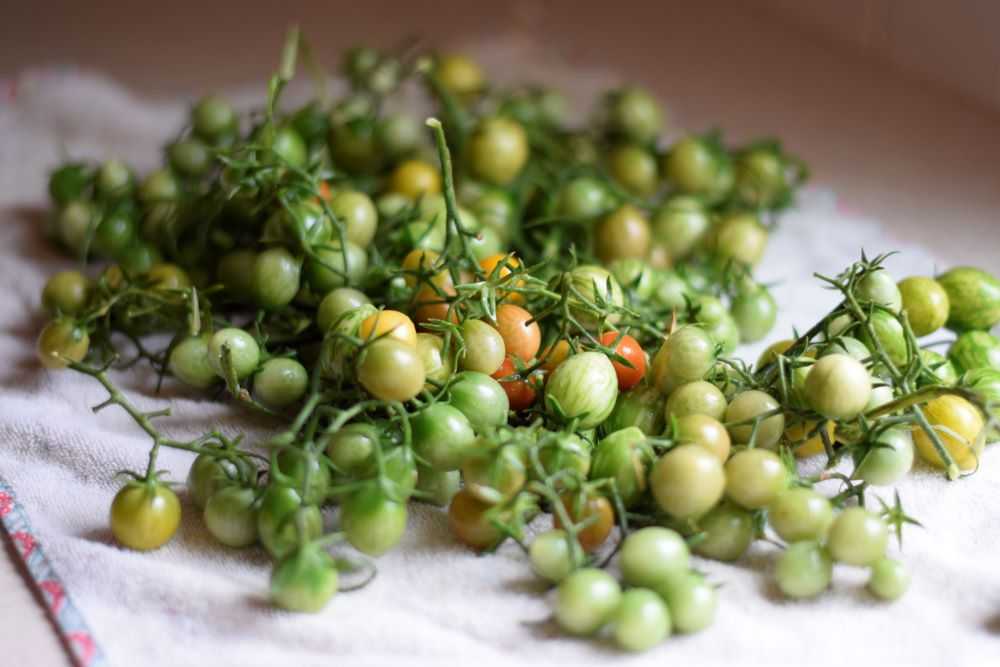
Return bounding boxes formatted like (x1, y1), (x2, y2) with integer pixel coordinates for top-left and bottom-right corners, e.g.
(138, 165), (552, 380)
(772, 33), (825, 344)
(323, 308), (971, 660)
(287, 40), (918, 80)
(599, 331), (646, 390)
(479, 252), (524, 304)
(540, 340), (572, 374)
(448, 488), (504, 551)
(492, 304), (541, 362)
(412, 281), (460, 326)
(389, 159), (441, 198)
(401, 248), (441, 287)
(492, 356), (538, 411)
(359, 309), (417, 347)
(554, 492), (615, 552)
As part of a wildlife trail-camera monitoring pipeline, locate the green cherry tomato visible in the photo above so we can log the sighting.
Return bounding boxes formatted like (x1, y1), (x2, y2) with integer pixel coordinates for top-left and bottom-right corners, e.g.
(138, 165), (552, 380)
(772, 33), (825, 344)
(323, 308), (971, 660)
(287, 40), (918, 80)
(612, 588), (671, 652)
(566, 265), (625, 329)
(650, 444), (725, 520)
(713, 212), (768, 266)
(607, 87), (662, 143)
(724, 390), (784, 448)
(693, 502), (755, 561)
(596, 204), (652, 263)
(557, 177), (612, 220)
(545, 352), (619, 429)
(95, 161), (130, 198)
(216, 249), (257, 302)
(49, 163), (92, 206)
(270, 544), (338, 613)
(536, 433), (591, 480)
(554, 568), (623, 636)
(589, 427), (650, 507)
(862, 310), (908, 367)
(187, 453), (246, 509)
(827, 507), (888, 566)
(458, 319), (506, 375)
(735, 148), (786, 207)
(42, 270), (91, 316)
(724, 448), (787, 510)
(820, 335), (871, 362)
(653, 270), (691, 311)
(109, 481), (181, 551)
(461, 444), (527, 505)
(768, 488), (833, 542)
(447, 371), (509, 432)
(37, 319), (89, 369)
(853, 428), (914, 486)
(467, 117), (529, 185)
(804, 353), (872, 420)
(411, 403), (477, 471)
(609, 258), (656, 300)
(619, 527), (689, 589)
(252, 247), (302, 310)
(275, 449), (331, 506)
(665, 380), (727, 421)
(204, 485), (259, 548)
(658, 572), (717, 634)
(341, 484), (408, 556)
(949, 330), (1000, 373)
(138, 168), (179, 204)
(325, 422), (378, 474)
(674, 414), (731, 463)
(867, 557), (910, 601)
(118, 240), (161, 275)
(530, 529), (583, 583)
(918, 349), (958, 387)
(356, 339), (425, 402)
(856, 268), (902, 313)
(267, 125), (308, 169)
(963, 367), (1000, 436)
(775, 541), (832, 599)
(377, 112), (422, 158)
(607, 143), (658, 196)
(208, 328), (260, 380)
(192, 95), (237, 141)
(898, 276), (950, 336)
(731, 285), (778, 343)
(168, 138), (213, 177)
(415, 333), (454, 389)
(330, 190), (378, 248)
(317, 287), (371, 332)
(254, 358), (309, 409)
(169, 334), (217, 389)
(654, 325), (717, 394)
(57, 200), (96, 254)
(604, 385), (665, 436)
(264, 199), (332, 248)
(651, 196), (710, 261)
(257, 485), (322, 559)
(94, 208), (137, 257)
(937, 266), (1000, 331)
(415, 465), (460, 507)
(664, 136), (721, 196)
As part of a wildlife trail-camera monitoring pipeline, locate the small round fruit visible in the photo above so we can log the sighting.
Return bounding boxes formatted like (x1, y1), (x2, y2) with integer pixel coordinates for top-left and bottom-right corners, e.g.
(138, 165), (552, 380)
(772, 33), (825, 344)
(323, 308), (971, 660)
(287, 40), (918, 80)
(356, 339), (426, 402)
(269, 545), (338, 613)
(42, 270), (91, 315)
(389, 159), (441, 198)
(665, 380), (727, 421)
(208, 328), (260, 380)
(694, 503), (754, 561)
(724, 390), (784, 448)
(316, 287), (371, 332)
(359, 309), (417, 347)
(867, 558), (910, 601)
(168, 335), (217, 389)
(595, 204), (651, 263)
(674, 414), (731, 463)
(467, 117), (529, 185)
(529, 529), (581, 583)
(854, 428), (914, 486)
(330, 190), (378, 248)
(659, 572), (717, 634)
(856, 269), (902, 312)
(203, 485), (258, 548)
(724, 448), (787, 510)
(912, 394), (985, 471)
(612, 588), (671, 652)
(109, 482), (181, 551)
(459, 319), (506, 375)
(37, 320), (89, 369)
(650, 444), (725, 519)
(768, 488), (834, 542)
(827, 507), (888, 566)
(554, 568), (622, 636)
(936, 266), (1000, 331)
(254, 358), (309, 409)
(775, 541), (832, 599)
(804, 354), (872, 420)
(898, 276), (949, 336)
(252, 248), (302, 310)
(619, 527), (689, 589)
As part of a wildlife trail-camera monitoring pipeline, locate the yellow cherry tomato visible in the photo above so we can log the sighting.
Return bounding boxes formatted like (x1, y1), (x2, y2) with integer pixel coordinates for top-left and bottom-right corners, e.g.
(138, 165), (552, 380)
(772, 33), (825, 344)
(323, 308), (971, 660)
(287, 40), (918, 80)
(479, 252), (524, 304)
(913, 395), (985, 471)
(359, 310), (418, 347)
(389, 159), (441, 199)
(784, 418), (836, 458)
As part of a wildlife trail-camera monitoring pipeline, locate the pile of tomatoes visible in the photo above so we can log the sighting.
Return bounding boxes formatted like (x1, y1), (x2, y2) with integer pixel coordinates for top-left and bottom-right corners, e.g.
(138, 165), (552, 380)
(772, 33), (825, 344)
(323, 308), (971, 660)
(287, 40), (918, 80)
(32, 30), (1000, 652)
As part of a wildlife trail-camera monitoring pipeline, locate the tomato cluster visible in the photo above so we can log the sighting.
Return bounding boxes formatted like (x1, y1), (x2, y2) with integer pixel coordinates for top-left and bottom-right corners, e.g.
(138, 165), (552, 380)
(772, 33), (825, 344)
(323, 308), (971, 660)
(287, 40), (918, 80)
(31, 31), (1000, 653)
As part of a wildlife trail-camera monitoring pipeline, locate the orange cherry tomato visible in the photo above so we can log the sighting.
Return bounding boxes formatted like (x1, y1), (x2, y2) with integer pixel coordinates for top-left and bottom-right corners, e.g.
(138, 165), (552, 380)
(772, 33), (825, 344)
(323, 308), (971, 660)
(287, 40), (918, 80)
(317, 181), (334, 202)
(412, 283), (460, 327)
(401, 249), (442, 288)
(599, 331), (646, 391)
(492, 304), (541, 362)
(359, 310), (418, 347)
(553, 493), (614, 553)
(479, 252), (524, 304)
(448, 488), (504, 551)
(539, 340), (571, 374)
(492, 356), (538, 411)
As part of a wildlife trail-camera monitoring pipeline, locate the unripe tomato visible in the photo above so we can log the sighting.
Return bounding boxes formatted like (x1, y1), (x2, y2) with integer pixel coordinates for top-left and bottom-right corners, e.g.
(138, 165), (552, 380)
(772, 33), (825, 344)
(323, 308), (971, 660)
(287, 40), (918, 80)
(448, 487), (504, 551)
(356, 339), (426, 401)
(936, 266), (1000, 331)
(436, 54), (484, 97)
(37, 319), (89, 369)
(607, 144), (658, 196)
(898, 276), (949, 336)
(270, 544), (338, 612)
(724, 390), (784, 449)
(599, 332), (646, 391)
(724, 448), (787, 509)
(109, 481), (181, 551)
(804, 353), (872, 420)
(595, 204), (651, 264)
(41, 271), (91, 316)
(712, 212), (768, 266)
(784, 418), (836, 458)
(467, 117), (529, 186)
(673, 414), (731, 463)
(606, 88), (662, 143)
(650, 444), (725, 520)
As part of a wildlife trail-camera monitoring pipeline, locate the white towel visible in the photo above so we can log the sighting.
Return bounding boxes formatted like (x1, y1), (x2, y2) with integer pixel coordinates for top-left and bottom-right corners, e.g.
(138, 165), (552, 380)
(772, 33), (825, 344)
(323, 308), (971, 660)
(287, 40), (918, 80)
(1, 63), (999, 667)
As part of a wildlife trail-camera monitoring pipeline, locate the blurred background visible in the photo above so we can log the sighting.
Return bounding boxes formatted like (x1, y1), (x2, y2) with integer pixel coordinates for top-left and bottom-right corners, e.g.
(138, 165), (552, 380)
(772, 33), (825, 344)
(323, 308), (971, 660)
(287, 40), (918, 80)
(3, 0), (999, 264)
